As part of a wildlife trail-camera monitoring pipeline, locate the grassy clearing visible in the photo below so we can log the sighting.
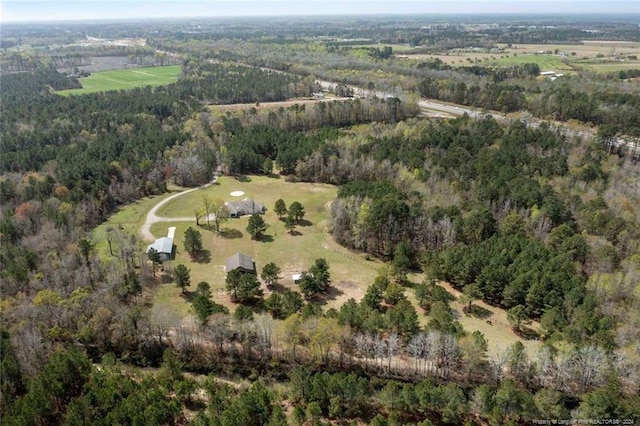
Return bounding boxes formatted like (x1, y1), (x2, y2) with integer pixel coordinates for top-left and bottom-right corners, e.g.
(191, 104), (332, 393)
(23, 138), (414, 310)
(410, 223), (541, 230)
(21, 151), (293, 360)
(400, 41), (640, 74)
(151, 175), (381, 314)
(91, 191), (176, 260)
(575, 61), (640, 73)
(492, 54), (576, 71)
(349, 43), (416, 52)
(398, 52), (576, 72)
(57, 65), (181, 95)
(207, 96), (348, 114)
(97, 175), (542, 355)
(407, 273), (541, 358)
(500, 41), (640, 57)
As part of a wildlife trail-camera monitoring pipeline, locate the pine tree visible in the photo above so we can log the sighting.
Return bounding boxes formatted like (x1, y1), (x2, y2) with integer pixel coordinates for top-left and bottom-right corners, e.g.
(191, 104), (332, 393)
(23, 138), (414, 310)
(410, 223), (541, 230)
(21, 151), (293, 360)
(183, 227), (203, 259)
(274, 198), (287, 218)
(284, 214), (296, 234)
(246, 213), (267, 240)
(174, 264), (191, 294)
(261, 262), (281, 288)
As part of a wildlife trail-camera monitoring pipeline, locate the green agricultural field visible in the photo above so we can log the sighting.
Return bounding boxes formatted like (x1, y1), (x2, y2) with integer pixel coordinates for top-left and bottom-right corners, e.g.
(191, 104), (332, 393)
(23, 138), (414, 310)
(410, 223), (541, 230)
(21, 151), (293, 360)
(575, 61), (640, 73)
(349, 43), (416, 52)
(403, 45), (640, 74)
(57, 65), (181, 95)
(488, 54), (576, 72)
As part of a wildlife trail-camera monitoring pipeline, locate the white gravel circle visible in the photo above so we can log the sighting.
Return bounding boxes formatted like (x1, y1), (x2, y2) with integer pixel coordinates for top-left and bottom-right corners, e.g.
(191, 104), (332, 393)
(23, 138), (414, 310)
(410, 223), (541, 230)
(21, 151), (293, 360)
(230, 191), (245, 197)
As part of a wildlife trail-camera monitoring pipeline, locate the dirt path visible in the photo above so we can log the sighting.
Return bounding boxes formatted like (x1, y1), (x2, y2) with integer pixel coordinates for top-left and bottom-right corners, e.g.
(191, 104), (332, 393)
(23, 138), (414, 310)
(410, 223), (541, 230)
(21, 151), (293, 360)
(140, 177), (217, 241)
(208, 96), (351, 112)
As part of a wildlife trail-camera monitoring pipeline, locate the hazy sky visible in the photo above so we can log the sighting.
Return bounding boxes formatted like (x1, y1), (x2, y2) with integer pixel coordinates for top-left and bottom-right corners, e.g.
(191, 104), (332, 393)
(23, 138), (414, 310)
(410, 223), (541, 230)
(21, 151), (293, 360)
(2, 0), (639, 22)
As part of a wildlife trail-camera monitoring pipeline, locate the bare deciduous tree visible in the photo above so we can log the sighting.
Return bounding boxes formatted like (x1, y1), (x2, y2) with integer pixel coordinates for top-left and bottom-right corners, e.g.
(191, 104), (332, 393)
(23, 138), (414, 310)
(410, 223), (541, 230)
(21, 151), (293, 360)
(206, 314), (231, 354)
(535, 345), (558, 389)
(407, 332), (426, 373)
(489, 348), (509, 384)
(11, 324), (52, 378)
(254, 314), (275, 358)
(373, 334), (387, 372)
(559, 345), (607, 393)
(439, 333), (459, 379)
(386, 332), (400, 372)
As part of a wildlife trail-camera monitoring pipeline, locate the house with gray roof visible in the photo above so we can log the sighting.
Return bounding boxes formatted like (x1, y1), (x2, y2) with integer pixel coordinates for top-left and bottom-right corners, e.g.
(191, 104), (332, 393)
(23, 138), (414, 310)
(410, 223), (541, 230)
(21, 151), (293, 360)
(146, 227), (176, 261)
(226, 252), (256, 274)
(224, 198), (266, 218)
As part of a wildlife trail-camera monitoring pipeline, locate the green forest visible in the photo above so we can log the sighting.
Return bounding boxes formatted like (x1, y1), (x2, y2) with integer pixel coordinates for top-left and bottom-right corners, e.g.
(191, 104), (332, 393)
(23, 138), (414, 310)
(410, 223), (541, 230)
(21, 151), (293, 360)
(1, 14), (639, 426)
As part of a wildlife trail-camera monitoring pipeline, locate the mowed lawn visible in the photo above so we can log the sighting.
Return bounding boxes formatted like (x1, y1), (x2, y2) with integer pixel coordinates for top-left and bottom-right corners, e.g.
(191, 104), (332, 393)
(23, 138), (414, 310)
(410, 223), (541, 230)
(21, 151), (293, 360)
(57, 65), (181, 95)
(91, 191), (176, 261)
(96, 175), (541, 354)
(151, 175), (382, 314)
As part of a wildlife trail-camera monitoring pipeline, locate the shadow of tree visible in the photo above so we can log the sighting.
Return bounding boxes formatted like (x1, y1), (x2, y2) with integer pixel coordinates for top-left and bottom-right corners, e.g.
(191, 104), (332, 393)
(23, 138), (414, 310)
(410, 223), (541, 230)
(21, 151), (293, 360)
(266, 282), (289, 293)
(180, 290), (197, 303)
(185, 399), (207, 412)
(219, 228), (243, 239)
(465, 304), (493, 319)
(259, 234), (274, 243)
(234, 175), (252, 182)
(287, 230), (303, 237)
(312, 285), (344, 305)
(192, 249), (211, 264)
(160, 272), (174, 284)
(515, 326), (540, 341)
(297, 219), (312, 227)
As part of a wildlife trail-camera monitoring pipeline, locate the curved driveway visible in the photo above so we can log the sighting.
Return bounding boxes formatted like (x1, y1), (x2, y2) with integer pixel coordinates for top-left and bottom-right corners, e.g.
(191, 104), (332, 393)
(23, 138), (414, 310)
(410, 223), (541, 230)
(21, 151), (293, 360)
(141, 178), (217, 241)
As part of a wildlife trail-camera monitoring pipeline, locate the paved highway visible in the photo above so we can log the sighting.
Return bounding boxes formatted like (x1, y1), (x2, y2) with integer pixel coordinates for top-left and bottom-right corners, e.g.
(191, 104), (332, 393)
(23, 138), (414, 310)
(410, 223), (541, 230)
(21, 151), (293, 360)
(318, 81), (638, 157)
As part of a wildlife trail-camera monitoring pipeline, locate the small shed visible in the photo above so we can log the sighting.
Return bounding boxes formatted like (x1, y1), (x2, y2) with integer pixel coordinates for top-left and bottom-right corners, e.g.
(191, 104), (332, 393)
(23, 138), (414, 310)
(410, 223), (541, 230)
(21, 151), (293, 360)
(226, 253), (256, 274)
(292, 272), (313, 283)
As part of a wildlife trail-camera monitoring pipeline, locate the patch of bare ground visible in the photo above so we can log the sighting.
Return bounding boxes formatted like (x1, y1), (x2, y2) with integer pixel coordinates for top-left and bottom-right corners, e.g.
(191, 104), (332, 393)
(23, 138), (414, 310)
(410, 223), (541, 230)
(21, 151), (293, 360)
(208, 96), (351, 112)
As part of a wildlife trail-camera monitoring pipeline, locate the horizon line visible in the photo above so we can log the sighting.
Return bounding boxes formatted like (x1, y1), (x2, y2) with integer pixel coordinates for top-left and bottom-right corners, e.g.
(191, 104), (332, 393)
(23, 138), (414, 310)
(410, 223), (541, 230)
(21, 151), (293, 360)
(3, 11), (640, 25)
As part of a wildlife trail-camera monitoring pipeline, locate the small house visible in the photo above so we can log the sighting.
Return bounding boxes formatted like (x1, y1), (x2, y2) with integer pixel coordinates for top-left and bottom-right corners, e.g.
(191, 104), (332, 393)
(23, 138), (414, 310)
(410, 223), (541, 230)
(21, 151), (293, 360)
(224, 198), (266, 218)
(146, 227), (176, 261)
(226, 253), (256, 274)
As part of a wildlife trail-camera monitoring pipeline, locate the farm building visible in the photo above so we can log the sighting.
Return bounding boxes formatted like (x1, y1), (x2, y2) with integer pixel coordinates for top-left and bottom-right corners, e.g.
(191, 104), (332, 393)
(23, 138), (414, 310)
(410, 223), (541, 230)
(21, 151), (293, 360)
(540, 71), (565, 80)
(146, 227), (176, 261)
(292, 272), (313, 283)
(224, 198), (266, 217)
(226, 252), (256, 274)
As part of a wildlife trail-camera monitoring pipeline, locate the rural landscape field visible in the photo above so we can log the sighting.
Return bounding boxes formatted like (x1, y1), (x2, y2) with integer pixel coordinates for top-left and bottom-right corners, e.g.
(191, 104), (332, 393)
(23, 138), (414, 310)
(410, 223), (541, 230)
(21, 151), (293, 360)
(57, 64), (181, 95)
(2, 6), (639, 426)
(398, 41), (640, 73)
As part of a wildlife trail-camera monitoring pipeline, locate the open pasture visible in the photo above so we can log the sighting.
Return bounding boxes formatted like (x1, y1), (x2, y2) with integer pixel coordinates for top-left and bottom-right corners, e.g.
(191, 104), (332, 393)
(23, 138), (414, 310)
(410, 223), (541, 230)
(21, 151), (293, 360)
(399, 41), (640, 73)
(95, 175), (542, 355)
(57, 65), (181, 95)
(151, 175), (381, 312)
(500, 41), (640, 57)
